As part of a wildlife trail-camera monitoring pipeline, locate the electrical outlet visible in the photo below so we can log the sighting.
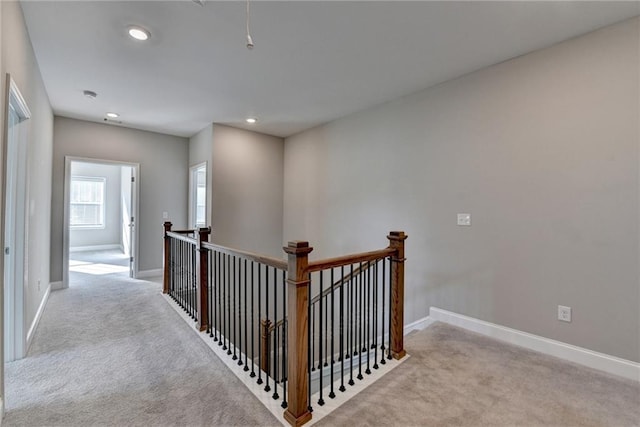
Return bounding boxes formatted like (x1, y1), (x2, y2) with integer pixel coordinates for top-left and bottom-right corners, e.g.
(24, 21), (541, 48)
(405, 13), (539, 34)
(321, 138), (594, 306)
(457, 213), (471, 226)
(162, 212), (169, 219)
(558, 305), (571, 322)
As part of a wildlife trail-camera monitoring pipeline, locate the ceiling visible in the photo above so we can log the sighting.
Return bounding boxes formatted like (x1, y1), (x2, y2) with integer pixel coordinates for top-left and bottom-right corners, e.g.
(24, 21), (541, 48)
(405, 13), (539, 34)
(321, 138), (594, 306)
(21, 1), (640, 138)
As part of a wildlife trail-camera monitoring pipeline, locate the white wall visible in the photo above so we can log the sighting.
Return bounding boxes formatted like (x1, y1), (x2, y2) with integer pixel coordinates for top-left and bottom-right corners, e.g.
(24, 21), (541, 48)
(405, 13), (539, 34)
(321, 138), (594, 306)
(210, 125), (284, 258)
(51, 117), (189, 280)
(0, 0), (54, 391)
(69, 162), (122, 249)
(284, 18), (639, 362)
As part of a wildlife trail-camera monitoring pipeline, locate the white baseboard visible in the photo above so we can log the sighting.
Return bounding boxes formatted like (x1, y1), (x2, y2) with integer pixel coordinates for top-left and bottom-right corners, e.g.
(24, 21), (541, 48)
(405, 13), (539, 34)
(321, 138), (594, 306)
(26, 283), (51, 351)
(430, 307), (640, 382)
(50, 281), (64, 291)
(404, 316), (435, 334)
(137, 268), (163, 279)
(0, 396), (4, 424)
(69, 244), (122, 253)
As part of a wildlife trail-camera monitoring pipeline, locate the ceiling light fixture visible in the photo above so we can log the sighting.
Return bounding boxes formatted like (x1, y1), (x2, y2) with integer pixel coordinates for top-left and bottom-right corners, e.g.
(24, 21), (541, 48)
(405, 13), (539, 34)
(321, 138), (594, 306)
(106, 112), (120, 119)
(246, 0), (254, 49)
(246, 118), (257, 124)
(83, 90), (97, 99)
(128, 26), (150, 41)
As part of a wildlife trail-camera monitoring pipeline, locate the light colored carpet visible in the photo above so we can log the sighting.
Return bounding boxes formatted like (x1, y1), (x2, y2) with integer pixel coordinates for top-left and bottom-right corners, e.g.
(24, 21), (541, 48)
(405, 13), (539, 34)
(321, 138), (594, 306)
(3, 271), (279, 426)
(317, 323), (640, 427)
(4, 269), (639, 426)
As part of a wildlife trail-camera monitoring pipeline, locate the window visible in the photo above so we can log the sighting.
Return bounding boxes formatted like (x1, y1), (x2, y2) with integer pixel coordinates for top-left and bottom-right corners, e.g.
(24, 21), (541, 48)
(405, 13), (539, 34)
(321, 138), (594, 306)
(189, 163), (207, 228)
(70, 176), (106, 228)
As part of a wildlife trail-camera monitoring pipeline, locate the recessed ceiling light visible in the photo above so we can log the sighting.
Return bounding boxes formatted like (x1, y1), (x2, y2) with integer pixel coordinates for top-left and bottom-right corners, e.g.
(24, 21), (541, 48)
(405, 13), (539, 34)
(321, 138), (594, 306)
(246, 118), (257, 124)
(83, 90), (97, 99)
(106, 112), (119, 119)
(128, 26), (150, 41)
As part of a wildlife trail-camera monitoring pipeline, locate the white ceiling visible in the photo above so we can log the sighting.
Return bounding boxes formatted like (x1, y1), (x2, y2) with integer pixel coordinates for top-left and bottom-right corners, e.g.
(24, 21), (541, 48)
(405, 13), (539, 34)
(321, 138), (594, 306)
(21, 1), (640, 138)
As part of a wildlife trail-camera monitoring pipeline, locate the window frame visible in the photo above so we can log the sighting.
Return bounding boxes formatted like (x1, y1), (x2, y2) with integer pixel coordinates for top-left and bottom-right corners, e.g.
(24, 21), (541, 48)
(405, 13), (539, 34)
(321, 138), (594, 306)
(69, 175), (107, 229)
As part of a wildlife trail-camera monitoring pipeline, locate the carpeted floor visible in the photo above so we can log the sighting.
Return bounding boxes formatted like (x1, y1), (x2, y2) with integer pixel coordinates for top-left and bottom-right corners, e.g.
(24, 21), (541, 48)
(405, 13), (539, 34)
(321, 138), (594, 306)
(318, 324), (640, 427)
(4, 270), (639, 426)
(3, 271), (279, 426)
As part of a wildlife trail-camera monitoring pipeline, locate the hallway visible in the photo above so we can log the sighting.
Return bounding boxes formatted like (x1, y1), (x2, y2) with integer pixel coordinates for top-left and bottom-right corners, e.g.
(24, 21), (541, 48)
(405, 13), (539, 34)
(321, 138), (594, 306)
(3, 272), (277, 426)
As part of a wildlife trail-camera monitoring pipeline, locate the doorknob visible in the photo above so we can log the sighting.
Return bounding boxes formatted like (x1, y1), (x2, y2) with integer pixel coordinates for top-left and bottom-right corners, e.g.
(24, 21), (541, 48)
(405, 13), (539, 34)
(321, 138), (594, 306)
(4, 247), (9, 255)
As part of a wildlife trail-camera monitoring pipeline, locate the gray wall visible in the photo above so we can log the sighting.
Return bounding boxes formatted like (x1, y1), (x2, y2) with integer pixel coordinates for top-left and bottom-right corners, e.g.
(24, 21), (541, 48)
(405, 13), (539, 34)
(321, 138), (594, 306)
(51, 117), (189, 279)
(210, 125), (284, 258)
(189, 124), (213, 228)
(284, 18), (639, 362)
(1, 0), (54, 349)
(69, 162), (122, 249)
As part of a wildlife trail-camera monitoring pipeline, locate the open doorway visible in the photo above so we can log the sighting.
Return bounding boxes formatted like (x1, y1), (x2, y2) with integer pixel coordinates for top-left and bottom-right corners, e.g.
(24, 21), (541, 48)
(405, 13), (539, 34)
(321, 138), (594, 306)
(63, 158), (139, 288)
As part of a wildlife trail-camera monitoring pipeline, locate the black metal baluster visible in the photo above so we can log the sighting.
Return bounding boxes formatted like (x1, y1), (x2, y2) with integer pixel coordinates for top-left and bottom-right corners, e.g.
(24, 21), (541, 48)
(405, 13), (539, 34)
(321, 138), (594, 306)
(243, 259), (249, 370)
(207, 250), (212, 335)
(387, 257), (392, 360)
(265, 265), (271, 393)
(307, 271), (313, 414)
(373, 260), (379, 370)
(281, 269), (287, 409)
(311, 304), (315, 372)
(357, 262), (364, 381)
(318, 271), (324, 406)
(250, 261), (256, 377)
(329, 268), (336, 399)
(223, 253), (229, 351)
(257, 263), (263, 385)
(232, 256), (238, 360)
(272, 268), (279, 400)
(212, 251), (218, 340)
(348, 264), (355, 386)
(365, 262), (371, 375)
(339, 265), (346, 393)
(380, 258), (386, 365)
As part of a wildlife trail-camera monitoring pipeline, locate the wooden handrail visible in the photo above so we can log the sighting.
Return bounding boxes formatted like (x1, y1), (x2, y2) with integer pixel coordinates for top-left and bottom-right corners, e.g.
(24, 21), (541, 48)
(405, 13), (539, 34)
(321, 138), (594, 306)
(166, 230), (197, 244)
(202, 241), (287, 271)
(173, 229), (197, 235)
(306, 247), (395, 273)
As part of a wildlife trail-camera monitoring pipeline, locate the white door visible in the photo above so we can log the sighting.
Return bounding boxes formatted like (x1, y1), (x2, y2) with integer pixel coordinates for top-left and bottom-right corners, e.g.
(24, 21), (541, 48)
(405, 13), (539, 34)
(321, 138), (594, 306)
(3, 78), (31, 362)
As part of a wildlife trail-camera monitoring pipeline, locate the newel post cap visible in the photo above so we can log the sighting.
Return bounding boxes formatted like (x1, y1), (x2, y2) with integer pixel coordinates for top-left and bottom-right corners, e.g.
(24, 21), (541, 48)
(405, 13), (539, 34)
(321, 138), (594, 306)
(283, 241), (313, 256)
(387, 231), (407, 241)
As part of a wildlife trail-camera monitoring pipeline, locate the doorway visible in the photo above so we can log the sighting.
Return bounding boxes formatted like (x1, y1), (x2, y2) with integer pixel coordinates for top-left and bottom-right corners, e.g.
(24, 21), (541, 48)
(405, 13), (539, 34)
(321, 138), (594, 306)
(63, 158), (139, 288)
(3, 76), (31, 363)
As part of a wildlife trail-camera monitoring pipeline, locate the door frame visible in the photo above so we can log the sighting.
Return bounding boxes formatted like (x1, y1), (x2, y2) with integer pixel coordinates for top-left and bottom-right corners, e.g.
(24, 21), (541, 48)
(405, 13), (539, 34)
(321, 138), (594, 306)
(2, 75), (31, 364)
(188, 161), (207, 229)
(62, 157), (140, 288)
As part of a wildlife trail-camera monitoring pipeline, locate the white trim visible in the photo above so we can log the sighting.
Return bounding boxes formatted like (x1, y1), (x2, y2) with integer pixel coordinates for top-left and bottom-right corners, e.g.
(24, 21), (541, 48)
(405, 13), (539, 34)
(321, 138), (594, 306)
(404, 316), (435, 334)
(50, 281), (64, 291)
(429, 307), (640, 382)
(0, 396), (4, 423)
(26, 283), (51, 351)
(69, 244), (122, 253)
(137, 268), (163, 278)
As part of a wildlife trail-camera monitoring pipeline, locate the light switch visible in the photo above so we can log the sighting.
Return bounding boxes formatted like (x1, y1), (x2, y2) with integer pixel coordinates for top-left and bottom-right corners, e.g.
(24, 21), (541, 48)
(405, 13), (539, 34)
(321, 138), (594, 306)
(457, 213), (471, 226)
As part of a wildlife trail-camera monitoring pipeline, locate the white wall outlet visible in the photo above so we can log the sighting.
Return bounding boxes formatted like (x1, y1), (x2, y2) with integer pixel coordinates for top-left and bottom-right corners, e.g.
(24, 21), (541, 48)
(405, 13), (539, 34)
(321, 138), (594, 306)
(457, 213), (471, 226)
(558, 305), (572, 322)
(162, 211), (169, 219)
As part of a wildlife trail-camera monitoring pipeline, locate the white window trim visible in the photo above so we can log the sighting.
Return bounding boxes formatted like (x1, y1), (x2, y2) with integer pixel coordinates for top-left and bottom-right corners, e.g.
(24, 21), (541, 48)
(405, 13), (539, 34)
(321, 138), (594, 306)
(70, 175), (106, 229)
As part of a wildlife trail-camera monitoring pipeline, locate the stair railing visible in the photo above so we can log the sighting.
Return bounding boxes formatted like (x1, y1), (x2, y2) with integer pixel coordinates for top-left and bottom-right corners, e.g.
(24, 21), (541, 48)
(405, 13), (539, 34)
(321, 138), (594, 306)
(163, 222), (407, 427)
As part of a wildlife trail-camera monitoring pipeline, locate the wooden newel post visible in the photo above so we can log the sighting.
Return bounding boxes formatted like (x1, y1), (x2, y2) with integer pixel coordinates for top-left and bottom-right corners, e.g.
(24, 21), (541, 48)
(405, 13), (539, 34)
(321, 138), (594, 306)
(163, 221), (173, 294)
(196, 227), (211, 332)
(260, 319), (272, 375)
(388, 231), (407, 360)
(283, 241), (313, 427)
